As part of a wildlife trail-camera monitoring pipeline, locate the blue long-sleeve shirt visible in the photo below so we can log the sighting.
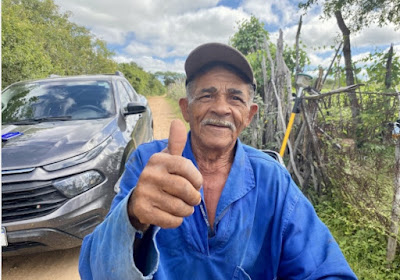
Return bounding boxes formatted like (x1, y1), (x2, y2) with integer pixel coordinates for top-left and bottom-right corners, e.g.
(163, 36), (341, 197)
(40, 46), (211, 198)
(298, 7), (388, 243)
(79, 135), (357, 279)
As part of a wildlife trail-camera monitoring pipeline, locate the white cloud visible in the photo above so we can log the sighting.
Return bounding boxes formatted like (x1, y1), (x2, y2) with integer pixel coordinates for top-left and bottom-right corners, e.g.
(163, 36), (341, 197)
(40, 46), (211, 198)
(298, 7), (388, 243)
(353, 52), (370, 62)
(352, 23), (400, 48)
(278, 16), (341, 49)
(53, 0), (400, 73)
(113, 55), (185, 73)
(242, 0), (301, 27)
(55, 0), (250, 63)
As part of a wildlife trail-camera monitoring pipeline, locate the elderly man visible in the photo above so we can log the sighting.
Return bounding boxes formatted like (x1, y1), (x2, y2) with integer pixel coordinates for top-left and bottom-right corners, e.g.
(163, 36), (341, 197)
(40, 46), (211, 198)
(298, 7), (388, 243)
(79, 43), (357, 279)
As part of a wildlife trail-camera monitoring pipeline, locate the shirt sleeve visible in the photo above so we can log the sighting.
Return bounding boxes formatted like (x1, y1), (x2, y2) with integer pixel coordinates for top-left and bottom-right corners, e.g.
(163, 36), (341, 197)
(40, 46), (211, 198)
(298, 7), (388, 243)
(278, 181), (358, 280)
(79, 189), (160, 280)
(79, 148), (161, 280)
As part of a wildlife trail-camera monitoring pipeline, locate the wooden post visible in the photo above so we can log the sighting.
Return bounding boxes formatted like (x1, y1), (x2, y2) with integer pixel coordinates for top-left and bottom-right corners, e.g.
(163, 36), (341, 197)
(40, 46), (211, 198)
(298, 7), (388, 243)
(301, 99), (330, 189)
(387, 91), (400, 262)
(263, 34), (304, 187)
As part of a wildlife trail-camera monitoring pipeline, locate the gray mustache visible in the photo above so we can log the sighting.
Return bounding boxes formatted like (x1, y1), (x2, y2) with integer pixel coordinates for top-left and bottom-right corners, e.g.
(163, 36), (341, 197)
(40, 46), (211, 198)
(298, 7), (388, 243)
(201, 119), (236, 131)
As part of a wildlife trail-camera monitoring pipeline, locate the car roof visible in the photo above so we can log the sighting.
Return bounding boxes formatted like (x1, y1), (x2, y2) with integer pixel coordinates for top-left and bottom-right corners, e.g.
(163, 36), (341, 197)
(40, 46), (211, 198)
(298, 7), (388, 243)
(4, 72), (126, 88)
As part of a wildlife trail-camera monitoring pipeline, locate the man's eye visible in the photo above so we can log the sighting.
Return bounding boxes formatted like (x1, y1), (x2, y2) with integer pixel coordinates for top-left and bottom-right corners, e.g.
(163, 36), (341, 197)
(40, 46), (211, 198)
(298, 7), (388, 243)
(232, 96), (245, 103)
(199, 94), (211, 99)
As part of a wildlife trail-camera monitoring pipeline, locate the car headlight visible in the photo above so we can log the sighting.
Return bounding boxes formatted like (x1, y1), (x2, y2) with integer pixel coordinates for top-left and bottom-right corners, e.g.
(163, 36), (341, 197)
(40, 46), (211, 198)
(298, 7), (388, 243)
(53, 170), (105, 198)
(43, 137), (112, 171)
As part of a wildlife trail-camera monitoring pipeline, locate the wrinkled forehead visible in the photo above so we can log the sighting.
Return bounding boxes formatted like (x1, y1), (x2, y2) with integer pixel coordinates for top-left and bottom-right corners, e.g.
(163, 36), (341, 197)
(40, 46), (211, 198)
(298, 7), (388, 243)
(189, 62), (251, 86)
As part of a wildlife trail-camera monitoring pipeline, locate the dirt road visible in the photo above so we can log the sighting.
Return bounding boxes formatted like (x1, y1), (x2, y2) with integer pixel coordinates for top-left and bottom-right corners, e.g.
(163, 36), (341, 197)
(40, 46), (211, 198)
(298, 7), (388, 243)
(1, 96), (177, 280)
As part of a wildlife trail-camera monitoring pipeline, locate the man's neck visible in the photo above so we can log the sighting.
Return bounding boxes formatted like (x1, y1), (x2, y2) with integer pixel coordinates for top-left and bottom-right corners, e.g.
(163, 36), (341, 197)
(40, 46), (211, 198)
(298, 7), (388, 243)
(191, 143), (235, 175)
(191, 140), (236, 229)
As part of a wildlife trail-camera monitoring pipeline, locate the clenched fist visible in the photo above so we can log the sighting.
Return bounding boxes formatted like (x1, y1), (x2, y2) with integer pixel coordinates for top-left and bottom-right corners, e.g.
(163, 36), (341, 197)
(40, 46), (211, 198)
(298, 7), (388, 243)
(128, 119), (203, 231)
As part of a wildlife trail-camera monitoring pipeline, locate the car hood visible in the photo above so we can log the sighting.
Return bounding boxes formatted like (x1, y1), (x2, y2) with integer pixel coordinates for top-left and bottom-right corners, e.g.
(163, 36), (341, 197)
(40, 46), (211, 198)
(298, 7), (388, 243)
(1, 118), (117, 170)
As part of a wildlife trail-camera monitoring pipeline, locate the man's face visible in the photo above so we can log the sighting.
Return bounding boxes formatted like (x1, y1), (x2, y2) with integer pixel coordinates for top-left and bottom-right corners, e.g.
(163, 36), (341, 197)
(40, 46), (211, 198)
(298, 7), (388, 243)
(179, 66), (258, 152)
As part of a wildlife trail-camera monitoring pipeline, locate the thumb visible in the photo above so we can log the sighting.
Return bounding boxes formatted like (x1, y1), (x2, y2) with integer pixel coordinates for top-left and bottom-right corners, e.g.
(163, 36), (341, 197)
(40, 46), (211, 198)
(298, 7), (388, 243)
(167, 119), (187, 156)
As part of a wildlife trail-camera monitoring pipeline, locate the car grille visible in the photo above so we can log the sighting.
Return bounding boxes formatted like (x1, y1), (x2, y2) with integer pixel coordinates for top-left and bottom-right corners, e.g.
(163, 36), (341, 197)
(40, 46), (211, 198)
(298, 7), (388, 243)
(2, 181), (68, 223)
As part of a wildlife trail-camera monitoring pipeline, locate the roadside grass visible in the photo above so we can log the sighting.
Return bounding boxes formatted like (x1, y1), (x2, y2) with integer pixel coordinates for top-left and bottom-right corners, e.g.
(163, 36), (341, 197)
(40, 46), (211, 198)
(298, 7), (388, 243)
(165, 79), (190, 131)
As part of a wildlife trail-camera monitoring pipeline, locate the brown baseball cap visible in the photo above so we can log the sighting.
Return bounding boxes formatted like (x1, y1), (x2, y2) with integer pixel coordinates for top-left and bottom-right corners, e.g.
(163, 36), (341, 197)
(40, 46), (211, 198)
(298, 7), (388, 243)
(185, 42), (256, 90)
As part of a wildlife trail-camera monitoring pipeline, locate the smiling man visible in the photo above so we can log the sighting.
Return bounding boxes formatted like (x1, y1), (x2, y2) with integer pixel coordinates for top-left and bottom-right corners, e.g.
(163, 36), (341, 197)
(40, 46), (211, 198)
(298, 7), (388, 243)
(79, 43), (357, 279)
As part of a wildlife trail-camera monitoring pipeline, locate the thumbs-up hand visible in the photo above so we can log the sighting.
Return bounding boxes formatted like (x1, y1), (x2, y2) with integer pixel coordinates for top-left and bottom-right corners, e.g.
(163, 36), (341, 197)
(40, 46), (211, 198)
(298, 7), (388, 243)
(128, 120), (203, 231)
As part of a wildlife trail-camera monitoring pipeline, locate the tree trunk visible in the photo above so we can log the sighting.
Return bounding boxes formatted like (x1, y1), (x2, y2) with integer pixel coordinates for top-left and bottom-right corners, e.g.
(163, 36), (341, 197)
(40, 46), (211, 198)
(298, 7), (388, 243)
(334, 10), (360, 121)
(385, 44), (394, 89)
(294, 16), (302, 80)
(261, 56), (275, 146)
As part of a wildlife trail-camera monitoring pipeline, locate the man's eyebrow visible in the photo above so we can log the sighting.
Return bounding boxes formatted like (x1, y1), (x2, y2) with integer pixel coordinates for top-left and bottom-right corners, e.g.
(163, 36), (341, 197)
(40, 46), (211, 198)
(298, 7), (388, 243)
(227, 88), (244, 95)
(200, 87), (217, 93)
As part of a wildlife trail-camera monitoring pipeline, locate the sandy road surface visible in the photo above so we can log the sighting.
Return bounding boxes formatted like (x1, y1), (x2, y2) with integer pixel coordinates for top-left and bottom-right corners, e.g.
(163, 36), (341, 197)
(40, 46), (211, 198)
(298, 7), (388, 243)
(1, 96), (177, 280)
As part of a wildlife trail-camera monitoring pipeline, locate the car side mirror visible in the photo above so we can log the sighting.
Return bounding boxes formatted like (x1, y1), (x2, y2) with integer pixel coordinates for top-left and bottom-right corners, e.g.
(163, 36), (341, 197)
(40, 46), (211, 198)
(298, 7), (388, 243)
(124, 102), (146, 116)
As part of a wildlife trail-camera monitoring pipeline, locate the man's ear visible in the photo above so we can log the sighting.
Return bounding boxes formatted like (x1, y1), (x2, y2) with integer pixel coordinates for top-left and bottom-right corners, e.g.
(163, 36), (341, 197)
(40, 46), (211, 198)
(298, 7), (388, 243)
(245, 103), (258, 127)
(179, 98), (190, 122)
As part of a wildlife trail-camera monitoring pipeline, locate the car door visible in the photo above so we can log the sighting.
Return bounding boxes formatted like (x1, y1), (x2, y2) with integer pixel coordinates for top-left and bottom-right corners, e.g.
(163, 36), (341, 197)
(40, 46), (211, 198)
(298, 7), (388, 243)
(115, 80), (141, 147)
(122, 81), (150, 144)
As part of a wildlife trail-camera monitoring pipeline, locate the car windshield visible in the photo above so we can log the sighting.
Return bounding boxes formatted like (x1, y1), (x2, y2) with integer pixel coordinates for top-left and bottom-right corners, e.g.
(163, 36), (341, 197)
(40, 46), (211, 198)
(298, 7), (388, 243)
(1, 79), (115, 124)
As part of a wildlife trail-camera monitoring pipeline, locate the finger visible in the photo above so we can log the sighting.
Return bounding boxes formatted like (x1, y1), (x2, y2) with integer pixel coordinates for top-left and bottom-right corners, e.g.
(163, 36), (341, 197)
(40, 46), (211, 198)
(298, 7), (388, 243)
(152, 192), (195, 217)
(151, 208), (184, 229)
(165, 158), (203, 191)
(167, 119), (187, 156)
(148, 153), (203, 191)
(161, 173), (202, 206)
(136, 204), (185, 229)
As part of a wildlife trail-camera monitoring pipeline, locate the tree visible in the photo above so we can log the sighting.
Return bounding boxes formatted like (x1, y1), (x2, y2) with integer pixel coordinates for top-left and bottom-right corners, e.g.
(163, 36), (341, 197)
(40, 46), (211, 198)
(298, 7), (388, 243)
(230, 16), (309, 93)
(154, 71), (185, 87)
(118, 62), (165, 96)
(299, 0), (400, 31)
(230, 15), (269, 55)
(1, 0), (117, 88)
(299, 2), (363, 130)
(2, 0), (53, 87)
(361, 46), (400, 90)
(334, 11), (360, 121)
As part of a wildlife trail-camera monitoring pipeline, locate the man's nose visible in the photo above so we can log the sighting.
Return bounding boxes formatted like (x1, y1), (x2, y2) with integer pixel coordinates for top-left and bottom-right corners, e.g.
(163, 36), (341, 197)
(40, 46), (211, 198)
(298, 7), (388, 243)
(210, 95), (230, 115)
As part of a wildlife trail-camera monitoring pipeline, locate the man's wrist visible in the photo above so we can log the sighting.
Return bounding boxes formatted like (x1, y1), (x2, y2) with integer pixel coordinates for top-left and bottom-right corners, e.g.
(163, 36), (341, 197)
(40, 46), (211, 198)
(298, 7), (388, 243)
(128, 191), (150, 232)
(129, 214), (150, 233)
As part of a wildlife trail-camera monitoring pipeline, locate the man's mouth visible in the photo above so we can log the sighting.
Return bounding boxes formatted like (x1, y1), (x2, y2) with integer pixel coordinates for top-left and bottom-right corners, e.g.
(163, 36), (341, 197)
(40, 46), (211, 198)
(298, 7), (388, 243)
(201, 119), (236, 131)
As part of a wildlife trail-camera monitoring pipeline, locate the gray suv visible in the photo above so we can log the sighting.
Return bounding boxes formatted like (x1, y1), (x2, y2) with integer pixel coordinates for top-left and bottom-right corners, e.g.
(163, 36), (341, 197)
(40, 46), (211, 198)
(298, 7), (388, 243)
(1, 72), (153, 255)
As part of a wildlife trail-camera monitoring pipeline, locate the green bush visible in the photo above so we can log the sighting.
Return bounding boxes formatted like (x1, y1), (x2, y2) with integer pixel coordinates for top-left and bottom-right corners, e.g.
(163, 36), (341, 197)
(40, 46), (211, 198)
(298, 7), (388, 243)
(316, 197), (400, 279)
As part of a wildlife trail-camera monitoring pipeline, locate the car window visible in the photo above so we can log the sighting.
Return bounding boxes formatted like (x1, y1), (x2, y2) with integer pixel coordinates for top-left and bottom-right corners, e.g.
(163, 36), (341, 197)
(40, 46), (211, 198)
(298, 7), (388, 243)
(1, 80), (115, 123)
(122, 81), (139, 102)
(116, 81), (132, 109)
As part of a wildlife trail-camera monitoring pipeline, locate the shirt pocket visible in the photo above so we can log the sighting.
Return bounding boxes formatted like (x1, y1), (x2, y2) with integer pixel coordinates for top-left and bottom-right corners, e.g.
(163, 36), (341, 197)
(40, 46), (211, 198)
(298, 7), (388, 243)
(232, 266), (251, 280)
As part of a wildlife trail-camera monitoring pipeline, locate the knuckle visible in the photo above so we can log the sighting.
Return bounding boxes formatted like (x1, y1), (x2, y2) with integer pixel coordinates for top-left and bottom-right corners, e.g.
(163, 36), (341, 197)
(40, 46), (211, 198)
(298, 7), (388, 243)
(182, 206), (195, 217)
(170, 217), (183, 228)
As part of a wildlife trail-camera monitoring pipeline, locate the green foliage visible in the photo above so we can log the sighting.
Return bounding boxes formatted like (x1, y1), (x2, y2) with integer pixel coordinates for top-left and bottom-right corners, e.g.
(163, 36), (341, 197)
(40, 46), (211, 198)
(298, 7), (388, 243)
(154, 71), (185, 87)
(283, 43), (310, 74)
(230, 15), (269, 55)
(299, 0), (400, 31)
(163, 79), (190, 130)
(316, 199), (400, 279)
(313, 109), (399, 278)
(117, 62), (165, 96)
(359, 49), (400, 91)
(1, 0), (117, 88)
(165, 78), (186, 101)
(230, 16), (310, 95)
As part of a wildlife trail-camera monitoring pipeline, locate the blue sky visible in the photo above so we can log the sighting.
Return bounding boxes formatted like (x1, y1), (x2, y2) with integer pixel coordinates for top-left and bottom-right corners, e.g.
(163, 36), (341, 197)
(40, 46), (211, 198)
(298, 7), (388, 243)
(54, 0), (400, 78)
